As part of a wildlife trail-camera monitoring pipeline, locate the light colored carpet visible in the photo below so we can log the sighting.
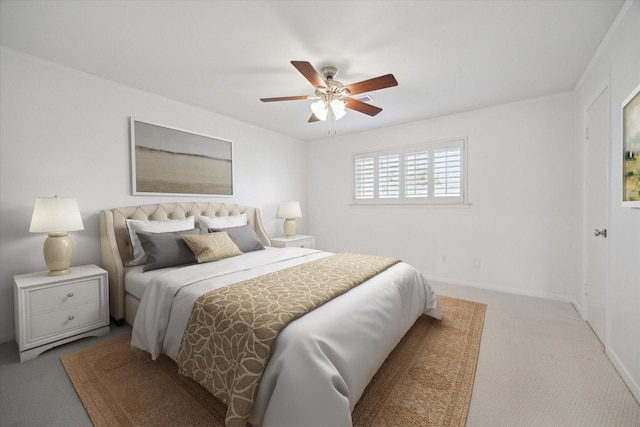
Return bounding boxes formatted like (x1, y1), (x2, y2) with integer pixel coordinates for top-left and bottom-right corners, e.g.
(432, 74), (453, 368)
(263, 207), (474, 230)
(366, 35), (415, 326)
(431, 282), (640, 427)
(60, 295), (485, 427)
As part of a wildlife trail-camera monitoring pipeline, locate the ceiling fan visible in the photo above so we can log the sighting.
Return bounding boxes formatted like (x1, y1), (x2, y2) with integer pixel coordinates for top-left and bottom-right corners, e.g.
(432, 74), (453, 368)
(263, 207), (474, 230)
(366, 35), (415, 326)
(260, 61), (398, 123)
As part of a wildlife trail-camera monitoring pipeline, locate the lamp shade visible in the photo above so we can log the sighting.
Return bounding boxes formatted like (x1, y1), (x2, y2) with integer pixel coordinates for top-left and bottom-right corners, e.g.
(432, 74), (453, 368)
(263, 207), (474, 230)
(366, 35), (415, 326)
(29, 196), (84, 233)
(311, 100), (328, 121)
(277, 201), (302, 219)
(310, 99), (347, 122)
(330, 99), (347, 120)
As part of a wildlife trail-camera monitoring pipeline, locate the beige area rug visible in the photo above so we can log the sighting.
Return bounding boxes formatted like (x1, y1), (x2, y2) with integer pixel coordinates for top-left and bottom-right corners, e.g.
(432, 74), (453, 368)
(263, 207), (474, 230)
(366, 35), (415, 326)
(61, 295), (485, 427)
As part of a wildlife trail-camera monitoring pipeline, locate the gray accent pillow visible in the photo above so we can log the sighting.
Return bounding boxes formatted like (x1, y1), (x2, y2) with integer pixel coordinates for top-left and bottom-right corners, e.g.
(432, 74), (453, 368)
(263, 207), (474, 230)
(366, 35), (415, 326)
(137, 228), (200, 272)
(208, 225), (265, 253)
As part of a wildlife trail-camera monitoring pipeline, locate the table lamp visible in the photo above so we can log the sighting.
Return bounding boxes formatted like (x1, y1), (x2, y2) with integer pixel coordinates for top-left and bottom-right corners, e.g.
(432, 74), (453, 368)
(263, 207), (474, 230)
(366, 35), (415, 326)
(277, 201), (302, 237)
(29, 196), (84, 275)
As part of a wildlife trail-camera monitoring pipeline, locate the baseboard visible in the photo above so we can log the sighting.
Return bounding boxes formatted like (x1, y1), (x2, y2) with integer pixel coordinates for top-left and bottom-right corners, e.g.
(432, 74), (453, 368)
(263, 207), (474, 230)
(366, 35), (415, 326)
(571, 299), (586, 320)
(606, 346), (640, 404)
(425, 275), (584, 316)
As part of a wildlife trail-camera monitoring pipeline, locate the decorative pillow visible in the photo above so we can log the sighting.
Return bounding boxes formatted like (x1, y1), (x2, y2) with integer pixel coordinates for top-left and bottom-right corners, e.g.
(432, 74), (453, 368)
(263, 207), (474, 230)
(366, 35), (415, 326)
(125, 216), (195, 266)
(137, 229), (200, 272)
(181, 232), (243, 263)
(208, 225), (264, 253)
(197, 213), (247, 229)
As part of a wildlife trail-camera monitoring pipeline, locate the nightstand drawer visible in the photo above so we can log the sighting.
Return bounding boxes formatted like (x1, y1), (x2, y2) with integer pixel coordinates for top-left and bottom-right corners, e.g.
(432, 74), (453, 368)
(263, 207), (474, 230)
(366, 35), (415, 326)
(29, 301), (102, 344)
(287, 237), (314, 248)
(270, 235), (316, 249)
(29, 278), (100, 313)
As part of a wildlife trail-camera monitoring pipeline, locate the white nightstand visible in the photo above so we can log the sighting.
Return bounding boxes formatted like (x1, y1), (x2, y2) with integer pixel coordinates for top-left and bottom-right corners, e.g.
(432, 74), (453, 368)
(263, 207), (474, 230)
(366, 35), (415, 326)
(270, 235), (316, 249)
(13, 264), (110, 362)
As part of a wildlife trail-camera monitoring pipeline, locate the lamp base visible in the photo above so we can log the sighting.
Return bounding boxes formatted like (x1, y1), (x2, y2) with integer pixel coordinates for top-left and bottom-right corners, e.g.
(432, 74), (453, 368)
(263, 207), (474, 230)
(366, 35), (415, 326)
(283, 218), (297, 237)
(48, 268), (72, 276)
(43, 232), (74, 276)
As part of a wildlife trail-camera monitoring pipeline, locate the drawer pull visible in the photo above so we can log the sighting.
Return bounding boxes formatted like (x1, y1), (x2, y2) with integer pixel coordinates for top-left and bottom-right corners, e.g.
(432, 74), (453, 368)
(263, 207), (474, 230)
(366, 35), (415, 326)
(68, 315), (75, 321)
(67, 292), (74, 298)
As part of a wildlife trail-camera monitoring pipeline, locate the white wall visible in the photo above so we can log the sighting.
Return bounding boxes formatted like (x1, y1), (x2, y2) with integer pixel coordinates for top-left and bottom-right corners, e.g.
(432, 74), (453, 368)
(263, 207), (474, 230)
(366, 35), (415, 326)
(575, 0), (640, 401)
(0, 47), (307, 343)
(307, 92), (582, 305)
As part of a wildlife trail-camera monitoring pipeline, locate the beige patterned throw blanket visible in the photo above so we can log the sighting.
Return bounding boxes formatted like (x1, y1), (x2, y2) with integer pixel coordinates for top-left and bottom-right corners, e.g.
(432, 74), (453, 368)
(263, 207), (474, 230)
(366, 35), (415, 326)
(177, 252), (400, 426)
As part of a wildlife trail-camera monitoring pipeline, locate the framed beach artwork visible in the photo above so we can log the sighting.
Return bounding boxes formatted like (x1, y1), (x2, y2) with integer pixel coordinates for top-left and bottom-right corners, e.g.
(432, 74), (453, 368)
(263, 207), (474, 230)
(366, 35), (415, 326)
(622, 83), (640, 207)
(130, 119), (233, 197)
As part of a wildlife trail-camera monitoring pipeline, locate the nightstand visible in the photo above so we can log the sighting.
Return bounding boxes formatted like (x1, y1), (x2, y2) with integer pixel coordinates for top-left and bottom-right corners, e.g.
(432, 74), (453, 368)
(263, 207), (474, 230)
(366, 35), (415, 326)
(270, 235), (316, 249)
(14, 264), (110, 362)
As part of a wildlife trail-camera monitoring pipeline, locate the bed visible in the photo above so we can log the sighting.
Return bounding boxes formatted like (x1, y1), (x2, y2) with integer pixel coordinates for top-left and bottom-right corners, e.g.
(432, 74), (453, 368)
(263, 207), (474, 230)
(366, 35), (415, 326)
(100, 202), (442, 426)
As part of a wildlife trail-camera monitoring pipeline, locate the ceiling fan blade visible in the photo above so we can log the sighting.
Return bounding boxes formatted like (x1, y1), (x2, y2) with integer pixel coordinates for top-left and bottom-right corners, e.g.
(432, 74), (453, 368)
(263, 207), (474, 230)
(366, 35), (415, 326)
(308, 114), (320, 123)
(343, 74), (398, 96)
(345, 98), (383, 116)
(291, 61), (325, 89)
(260, 95), (309, 102)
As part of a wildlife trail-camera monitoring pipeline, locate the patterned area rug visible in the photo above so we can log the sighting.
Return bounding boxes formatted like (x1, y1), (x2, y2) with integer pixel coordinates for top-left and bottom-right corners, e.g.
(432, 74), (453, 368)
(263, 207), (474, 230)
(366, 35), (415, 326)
(61, 295), (485, 426)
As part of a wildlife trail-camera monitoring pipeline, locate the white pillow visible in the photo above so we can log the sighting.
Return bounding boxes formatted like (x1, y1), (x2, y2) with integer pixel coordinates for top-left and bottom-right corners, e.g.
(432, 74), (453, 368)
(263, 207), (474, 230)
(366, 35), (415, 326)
(197, 213), (247, 229)
(125, 216), (195, 266)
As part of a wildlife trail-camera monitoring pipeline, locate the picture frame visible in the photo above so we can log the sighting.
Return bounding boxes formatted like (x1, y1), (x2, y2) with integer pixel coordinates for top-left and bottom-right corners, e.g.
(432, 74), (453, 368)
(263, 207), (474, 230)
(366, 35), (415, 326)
(130, 118), (233, 197)
(622, 83), (640, 207)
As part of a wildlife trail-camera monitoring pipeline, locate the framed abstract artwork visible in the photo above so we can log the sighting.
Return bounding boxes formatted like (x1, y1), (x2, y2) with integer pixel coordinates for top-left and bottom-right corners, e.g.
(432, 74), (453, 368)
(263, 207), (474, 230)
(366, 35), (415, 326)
(130, 119), (233, 197)
(622, 83), (640, 207)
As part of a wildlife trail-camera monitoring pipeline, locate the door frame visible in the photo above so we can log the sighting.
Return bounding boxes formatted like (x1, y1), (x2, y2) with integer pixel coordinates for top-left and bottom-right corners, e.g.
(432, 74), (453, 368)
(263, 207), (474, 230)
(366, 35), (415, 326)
(582, 78), (611, 345)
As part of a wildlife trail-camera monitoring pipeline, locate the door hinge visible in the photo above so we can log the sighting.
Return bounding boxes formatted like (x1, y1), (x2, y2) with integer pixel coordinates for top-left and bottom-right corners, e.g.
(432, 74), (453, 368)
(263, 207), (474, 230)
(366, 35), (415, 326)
(585, 127), (589, 141)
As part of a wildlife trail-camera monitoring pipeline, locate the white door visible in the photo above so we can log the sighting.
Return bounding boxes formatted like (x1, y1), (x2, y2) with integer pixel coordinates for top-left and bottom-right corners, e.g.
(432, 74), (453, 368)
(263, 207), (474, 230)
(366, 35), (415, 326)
(585, 85), (609, 345)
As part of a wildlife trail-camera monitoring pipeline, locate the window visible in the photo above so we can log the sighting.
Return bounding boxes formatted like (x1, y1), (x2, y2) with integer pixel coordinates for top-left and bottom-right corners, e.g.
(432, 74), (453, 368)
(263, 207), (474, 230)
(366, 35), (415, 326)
(378, 154), (400, 198)
(353, 138), (467, 205)
(354, 157), (374, 199)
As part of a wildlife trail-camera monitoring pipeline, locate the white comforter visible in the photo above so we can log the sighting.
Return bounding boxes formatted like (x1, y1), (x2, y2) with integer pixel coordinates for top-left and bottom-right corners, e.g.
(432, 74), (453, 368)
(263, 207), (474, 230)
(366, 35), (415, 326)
(131, 247), (442, 426)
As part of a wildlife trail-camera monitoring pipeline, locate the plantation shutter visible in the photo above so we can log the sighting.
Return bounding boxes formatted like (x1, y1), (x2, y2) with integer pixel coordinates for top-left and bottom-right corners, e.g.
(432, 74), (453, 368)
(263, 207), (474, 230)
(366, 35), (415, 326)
(354, 157), (375, 199)
(433, 146), (461, 198)
(405, 151), (429, 198)
(378, 154), (400, 198)
(353, 138), (466, 204)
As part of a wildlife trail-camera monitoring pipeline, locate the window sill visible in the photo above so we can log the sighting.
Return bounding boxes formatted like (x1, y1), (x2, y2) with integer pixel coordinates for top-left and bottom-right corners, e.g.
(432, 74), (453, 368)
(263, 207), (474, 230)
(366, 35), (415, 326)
(349, 202), (472, 208)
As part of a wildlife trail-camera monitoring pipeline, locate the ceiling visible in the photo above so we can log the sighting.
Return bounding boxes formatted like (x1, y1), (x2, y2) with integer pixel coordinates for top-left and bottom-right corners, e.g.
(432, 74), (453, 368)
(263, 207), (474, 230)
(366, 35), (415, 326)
(0, 1), (625, 142)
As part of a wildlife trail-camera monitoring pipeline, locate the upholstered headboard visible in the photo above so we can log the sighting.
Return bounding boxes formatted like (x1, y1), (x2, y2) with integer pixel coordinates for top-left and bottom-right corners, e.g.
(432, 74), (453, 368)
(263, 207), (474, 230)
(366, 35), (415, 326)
(99, 202), (271, 324)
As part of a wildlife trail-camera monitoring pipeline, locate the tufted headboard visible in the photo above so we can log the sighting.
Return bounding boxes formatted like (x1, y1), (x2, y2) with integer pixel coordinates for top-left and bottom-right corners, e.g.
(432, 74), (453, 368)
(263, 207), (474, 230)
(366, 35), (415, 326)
(99, 202), (271, 324)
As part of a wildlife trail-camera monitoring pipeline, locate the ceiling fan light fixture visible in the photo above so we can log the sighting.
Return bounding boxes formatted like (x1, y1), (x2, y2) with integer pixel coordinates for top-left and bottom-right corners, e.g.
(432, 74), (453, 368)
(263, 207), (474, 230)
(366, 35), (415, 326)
(311, 99), (328, 121)
(262, 61), (397, 125)
(330, 99), (347, 120)
(311, 98), (347, 121)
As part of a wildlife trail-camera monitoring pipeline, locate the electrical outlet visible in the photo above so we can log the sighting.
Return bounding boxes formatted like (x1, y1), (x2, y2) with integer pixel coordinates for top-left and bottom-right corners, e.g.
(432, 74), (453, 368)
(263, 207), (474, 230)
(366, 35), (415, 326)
(472, 258), (481, 268)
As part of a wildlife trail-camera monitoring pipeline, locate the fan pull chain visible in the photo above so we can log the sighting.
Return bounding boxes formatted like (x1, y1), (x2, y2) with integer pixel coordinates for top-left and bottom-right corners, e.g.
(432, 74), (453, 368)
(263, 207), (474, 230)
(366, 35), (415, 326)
(327, 108), (337, 135)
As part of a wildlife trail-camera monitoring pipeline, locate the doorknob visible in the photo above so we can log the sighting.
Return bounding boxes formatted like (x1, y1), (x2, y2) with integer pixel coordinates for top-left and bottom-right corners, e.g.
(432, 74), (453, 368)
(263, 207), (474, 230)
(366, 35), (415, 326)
(593, 228), (607, 238)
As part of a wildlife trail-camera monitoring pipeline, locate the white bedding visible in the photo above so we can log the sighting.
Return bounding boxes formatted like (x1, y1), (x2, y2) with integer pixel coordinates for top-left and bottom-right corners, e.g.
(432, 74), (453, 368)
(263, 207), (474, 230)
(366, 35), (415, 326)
(125, 264), (173, 300)
(131, 247), (442, 426)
